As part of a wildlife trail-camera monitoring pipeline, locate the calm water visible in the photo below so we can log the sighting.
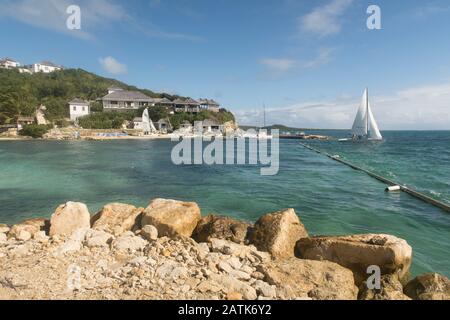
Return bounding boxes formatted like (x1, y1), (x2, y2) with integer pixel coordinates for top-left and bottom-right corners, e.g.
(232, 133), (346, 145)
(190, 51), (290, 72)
(0, 131), (449, 277)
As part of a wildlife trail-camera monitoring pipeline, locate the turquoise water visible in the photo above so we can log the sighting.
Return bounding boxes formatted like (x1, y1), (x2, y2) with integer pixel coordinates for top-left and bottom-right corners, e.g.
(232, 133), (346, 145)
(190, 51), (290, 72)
(0, 131), (449, 277)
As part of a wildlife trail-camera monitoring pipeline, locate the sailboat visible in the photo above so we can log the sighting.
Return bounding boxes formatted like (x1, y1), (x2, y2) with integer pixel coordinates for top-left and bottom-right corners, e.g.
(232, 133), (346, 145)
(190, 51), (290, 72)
(142, 108), (156, 134)
(339, 88), (383, 142)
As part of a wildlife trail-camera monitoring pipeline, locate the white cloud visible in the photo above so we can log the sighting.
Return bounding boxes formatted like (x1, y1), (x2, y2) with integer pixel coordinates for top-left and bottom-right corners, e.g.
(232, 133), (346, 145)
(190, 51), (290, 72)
(235, 83), (450, 130)
(260, 48), (334, 77)
(0, 0), (202, 41)
(299, 0), (353, 37)
(99, 56), (128, 75)
(260, 58), (297, 73)
(0, 0), (127, 39)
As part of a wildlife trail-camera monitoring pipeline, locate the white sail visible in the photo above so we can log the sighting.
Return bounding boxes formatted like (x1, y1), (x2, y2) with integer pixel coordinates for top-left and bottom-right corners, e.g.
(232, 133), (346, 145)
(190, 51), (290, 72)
(351, 88), (368, 136)
(142, 108), (156, 133)
(367, 102), (382, 140)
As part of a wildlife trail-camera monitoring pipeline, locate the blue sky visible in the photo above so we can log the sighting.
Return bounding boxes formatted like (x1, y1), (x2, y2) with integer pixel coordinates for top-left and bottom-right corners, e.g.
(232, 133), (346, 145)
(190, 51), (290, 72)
(1, 0), (450, 129)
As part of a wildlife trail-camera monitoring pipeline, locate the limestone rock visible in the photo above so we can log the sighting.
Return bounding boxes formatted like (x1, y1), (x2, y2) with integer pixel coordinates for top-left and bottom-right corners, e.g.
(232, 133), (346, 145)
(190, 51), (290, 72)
(0, 232), (7, 243)
(248, 208), (308, 259)
(253, 280), (277, 299)
(208, 273), (257, 300)
(91, 203), (143, 235)
(141, 225), (158, 241)
(0, 224), (10, 234)
(54, 228), (89, 256)
(227, 292), (243, 300)
(141, 199), (201, 238)
(209, 238), (270, 262)
(404, 273), (450, 300)
(85, 229), (114, 248)
(295, 234), (412, 285)
(112, 232), (147, 252)
(192, 215), (251, 244)
(9, 218), (50, 240)
(358, 274), (411, 300)
(260, 257), (358, 300)
(49, 202), (91, 237)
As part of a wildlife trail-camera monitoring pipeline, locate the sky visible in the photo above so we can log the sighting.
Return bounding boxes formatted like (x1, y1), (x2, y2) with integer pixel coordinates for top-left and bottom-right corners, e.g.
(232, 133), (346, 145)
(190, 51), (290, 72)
(1, 0), (450, 130)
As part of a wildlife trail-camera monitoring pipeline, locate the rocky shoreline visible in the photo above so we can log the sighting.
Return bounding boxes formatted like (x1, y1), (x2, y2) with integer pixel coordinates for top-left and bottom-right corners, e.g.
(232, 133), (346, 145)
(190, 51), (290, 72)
(0, 199), (448, 300)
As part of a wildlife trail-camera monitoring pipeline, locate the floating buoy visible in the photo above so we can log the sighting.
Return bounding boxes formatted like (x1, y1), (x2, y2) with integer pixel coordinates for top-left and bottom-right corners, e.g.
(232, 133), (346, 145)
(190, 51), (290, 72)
(386, 185), (401, 192)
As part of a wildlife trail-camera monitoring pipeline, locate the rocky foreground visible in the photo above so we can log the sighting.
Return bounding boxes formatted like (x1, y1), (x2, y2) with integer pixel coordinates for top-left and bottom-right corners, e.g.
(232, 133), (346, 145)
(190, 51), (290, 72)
(0, 199), (449, 300)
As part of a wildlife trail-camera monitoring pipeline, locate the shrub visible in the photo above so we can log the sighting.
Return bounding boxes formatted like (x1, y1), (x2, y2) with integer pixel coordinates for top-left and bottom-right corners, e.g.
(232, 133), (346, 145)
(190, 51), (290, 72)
(19, 124), (51, 138)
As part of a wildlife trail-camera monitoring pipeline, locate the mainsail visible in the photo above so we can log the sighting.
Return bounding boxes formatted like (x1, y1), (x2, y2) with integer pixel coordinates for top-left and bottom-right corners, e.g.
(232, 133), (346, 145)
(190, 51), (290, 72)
(142, 108), (156, 133)
(350, 88), (382, 140)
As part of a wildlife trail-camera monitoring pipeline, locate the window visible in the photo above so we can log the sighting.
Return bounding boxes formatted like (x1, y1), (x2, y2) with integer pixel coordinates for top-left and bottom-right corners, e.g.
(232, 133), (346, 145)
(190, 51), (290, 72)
(73, 106), (76, 111)
(82, 107), (85, 112)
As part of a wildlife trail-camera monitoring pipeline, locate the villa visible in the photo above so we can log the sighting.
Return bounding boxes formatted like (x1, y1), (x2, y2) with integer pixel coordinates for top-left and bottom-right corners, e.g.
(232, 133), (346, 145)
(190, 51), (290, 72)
(155, 118), (173, 133)
(0, 58), (20, 69)
(199, 99), (220, 113)
(32, 61), (63, 73)
(201, 119), (223, 133)
(102, 88), (156, 112)
(174, 98), (201, 113)
(16, 116), (35, 130)
(69, 99), (90, 121)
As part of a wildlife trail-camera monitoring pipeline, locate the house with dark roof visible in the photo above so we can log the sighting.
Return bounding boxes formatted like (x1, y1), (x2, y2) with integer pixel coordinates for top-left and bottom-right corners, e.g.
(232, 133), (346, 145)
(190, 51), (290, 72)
(199, 99), (220, 113)
(201, 119), (223, 133)
(101, 88), (158, 112)
(174, 98), (201, 113)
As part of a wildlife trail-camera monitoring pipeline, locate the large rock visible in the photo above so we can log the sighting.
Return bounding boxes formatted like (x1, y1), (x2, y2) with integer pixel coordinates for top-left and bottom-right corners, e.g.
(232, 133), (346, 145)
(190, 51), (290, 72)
(260, 257), (358, 300)
(141, 199), (201, 238)
(404, 273), (450, 300)
(49, 202), (91, 237)
(192, 215), (251, 244)
(248, 209), (308, 259)
(358, 274), (411, 300)
(91, 203), (143, 235)
(8, 218), (50, 240)
(84, 229), (114, 248)
(295, 234), (412, 285)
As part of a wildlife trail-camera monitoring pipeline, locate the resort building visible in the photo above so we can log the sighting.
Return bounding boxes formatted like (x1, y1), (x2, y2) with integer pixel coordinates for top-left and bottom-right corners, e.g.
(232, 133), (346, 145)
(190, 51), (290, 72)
(155, 118), (173, 133)
(174, 98), (201, 113)
(102, 88), (156, 112)
(69, 99), (90, 121)
(199, 99), (221, 113)
(132, 117), (145, 130)
(32, 61), (63, 73)
(16, 116), (35, 130)
(201, 119), (223, 133)
(0, 58), (20, 69)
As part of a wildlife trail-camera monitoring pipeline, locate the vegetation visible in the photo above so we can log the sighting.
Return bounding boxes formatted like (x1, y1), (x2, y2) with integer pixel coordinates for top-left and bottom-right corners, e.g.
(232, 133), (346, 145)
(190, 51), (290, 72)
(170, 109), (235, 130)
(0, 68), (236, 130)
(0, 68), (180, 124)
(19, 124), (51, 138)
(78, 112), (135, 129)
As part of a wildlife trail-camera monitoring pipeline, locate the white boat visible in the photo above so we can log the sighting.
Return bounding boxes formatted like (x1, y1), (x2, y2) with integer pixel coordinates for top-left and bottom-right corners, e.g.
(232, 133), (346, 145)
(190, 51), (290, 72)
(339, 88), (383, 142)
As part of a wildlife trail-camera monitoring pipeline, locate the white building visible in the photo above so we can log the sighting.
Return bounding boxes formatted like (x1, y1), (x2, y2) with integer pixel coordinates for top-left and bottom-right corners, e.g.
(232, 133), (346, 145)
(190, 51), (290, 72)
(32, 61), (63, 73)
(69, 99), (90, 121)
(0, 58), (20, 69)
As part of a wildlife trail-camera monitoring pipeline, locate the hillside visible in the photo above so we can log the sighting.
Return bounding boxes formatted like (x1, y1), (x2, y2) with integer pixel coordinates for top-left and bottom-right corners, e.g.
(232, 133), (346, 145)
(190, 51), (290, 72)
(0, 68), (185, 124)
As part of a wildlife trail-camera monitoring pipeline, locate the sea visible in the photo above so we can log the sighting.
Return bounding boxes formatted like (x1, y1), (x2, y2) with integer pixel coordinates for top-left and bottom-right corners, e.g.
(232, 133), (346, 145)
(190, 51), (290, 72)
(0, 130), (449, 277)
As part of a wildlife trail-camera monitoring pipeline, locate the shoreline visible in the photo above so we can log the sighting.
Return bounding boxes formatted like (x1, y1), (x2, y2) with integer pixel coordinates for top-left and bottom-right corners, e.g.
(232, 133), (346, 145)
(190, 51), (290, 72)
(1, 198), (448, 300)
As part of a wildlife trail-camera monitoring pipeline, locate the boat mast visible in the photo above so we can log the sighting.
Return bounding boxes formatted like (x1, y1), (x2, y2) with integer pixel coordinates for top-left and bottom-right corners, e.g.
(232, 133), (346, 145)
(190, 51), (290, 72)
(263, 104), (266, 128)
(366, 87), (369, 136)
